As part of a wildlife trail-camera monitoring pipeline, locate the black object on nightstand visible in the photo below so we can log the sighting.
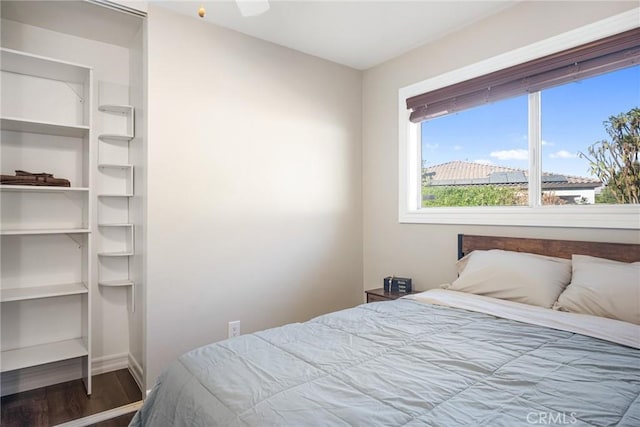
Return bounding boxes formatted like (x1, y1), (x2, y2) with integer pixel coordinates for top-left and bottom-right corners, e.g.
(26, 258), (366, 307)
(365, 288), (418, 303)
(383, 276), (413, 293)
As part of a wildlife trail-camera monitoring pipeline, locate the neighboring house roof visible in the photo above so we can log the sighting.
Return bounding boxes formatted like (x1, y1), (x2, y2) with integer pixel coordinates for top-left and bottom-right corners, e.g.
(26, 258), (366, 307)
(424, 161), (601, 189)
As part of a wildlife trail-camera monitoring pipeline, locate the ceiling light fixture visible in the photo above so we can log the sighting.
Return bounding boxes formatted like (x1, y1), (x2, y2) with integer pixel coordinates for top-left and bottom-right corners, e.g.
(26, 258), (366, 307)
(236, 0), (270, 17)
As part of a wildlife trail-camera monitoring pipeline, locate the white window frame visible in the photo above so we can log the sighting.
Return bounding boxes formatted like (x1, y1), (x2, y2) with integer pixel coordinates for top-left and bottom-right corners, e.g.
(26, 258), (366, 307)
(398, 9), (640, 229)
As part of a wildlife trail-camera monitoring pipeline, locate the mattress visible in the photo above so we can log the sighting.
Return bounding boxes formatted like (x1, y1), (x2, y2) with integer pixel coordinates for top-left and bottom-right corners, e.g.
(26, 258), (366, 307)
(131, 292), (640, 426)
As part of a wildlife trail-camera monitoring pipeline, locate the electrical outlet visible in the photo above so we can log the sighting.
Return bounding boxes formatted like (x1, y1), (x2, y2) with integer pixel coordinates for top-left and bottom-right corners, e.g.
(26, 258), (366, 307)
(228, 320), (241, 338)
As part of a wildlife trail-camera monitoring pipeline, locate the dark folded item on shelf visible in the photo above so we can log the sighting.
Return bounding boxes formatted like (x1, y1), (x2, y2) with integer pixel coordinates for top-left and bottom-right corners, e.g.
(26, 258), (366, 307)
(1, 170), (71, 187)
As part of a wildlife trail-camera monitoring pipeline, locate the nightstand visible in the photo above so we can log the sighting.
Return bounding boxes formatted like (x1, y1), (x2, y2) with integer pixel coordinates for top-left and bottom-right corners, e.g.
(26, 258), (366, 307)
(365, 288), (418, 303)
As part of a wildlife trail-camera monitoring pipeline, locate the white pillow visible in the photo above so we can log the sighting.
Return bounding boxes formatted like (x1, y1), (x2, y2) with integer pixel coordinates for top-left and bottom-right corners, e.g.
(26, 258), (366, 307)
(554, 254), (640, 325)
(443, 249), (572, 308)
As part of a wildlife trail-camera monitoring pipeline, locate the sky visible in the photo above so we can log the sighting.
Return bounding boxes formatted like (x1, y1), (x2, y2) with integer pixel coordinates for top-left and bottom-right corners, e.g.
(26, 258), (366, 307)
(421, 64), (640, 179)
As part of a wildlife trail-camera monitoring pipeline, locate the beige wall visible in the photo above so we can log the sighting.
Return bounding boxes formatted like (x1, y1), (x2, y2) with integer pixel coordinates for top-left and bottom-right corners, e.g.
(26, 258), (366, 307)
(146, 5), (363, 384)
(146, 0), (638, 387)
(362, 1), (640, 292)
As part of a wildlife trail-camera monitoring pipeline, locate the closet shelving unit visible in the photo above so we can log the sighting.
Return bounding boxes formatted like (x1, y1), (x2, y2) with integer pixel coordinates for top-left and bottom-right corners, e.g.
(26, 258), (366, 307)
(1, 283), (88, 303)
(97, 163), (134, 196)
(96, 96), (135, 311)
(0, 48), (93, 393)
(0, 117), (90, 137)
(98, 104), (134, 142)
(1, 229), (91, 235)
(2, 339), (89, 373)
(98, 250), (135, 257)
(0, 185), (89, 192)
(97, 279), (135, 287)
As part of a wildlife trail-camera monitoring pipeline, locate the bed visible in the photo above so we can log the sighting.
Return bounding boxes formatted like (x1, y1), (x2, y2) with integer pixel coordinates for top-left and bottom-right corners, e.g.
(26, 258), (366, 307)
(131, 235), (640, 426)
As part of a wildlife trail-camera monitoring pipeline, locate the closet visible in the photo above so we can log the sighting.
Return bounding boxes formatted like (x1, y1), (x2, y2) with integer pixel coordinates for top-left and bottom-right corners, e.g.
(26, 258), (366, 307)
(0, 0), (146, 395)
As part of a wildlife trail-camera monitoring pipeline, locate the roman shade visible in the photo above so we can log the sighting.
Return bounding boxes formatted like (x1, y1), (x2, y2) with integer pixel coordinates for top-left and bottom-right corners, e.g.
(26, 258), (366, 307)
(406, 28), (640, 123)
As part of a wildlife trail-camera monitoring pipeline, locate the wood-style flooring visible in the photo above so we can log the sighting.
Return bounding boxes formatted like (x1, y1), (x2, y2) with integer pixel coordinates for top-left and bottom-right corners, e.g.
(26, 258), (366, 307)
(1, 369), (141, 427)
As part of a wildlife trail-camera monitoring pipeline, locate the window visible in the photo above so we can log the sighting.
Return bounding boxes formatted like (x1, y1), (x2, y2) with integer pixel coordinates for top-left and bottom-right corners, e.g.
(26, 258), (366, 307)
(421, 66), (638, 208)
(398, 12), (640, 228)
(421, 95), (529, 207)
(540, 66), (639, 206)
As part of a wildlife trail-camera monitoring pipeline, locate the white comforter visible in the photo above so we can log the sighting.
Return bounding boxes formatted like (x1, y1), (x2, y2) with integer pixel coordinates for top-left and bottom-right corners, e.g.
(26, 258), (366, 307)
(408, 289), (640, 349)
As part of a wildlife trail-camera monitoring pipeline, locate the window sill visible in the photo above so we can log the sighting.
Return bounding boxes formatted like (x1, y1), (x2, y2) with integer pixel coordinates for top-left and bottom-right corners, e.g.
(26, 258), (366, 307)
(399, 204), (640, 229)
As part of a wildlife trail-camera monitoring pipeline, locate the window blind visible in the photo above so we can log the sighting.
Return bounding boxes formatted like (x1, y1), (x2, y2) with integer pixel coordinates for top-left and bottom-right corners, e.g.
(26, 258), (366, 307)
(406, 28), (640, 123)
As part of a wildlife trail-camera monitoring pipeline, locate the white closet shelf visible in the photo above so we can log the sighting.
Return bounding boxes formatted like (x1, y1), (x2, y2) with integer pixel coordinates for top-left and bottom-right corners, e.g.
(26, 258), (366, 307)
(1, 338), (88, 372)
(98, 193), (133, 198)
(98, 104), (134, 114)
(98, 223), (133, 227)
(98, 164), (133, 169)
(1, 117), (89, 138)
(1, 228), (90, 235)
(98, 251), (134, 257)
(98, 280), (136, 312)
(1, 282), (87, 302)
(98, 134), (133, 142)
(1, 48), (90, 84)
(0, 185), (89, 192)
(98, 279), (134, 287)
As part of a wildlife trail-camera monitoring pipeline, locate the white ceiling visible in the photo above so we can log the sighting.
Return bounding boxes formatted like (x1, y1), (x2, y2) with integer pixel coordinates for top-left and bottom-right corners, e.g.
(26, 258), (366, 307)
(156, 1), (519, 70)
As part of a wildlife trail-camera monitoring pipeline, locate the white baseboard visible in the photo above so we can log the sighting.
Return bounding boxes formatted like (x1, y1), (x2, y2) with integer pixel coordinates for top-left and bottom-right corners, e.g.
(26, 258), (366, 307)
(92, 352), (129, 375)
(128, 353), (144, 392)
(1, 352), (138, 396)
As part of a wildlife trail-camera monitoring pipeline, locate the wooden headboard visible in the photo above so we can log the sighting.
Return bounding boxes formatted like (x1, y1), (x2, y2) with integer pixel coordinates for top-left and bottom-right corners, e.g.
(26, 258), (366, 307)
(458, 234), (640, 263)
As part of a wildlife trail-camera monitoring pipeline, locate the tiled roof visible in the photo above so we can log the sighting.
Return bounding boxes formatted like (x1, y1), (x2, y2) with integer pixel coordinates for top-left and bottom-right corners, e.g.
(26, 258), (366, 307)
(424, 161), (601, 189)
